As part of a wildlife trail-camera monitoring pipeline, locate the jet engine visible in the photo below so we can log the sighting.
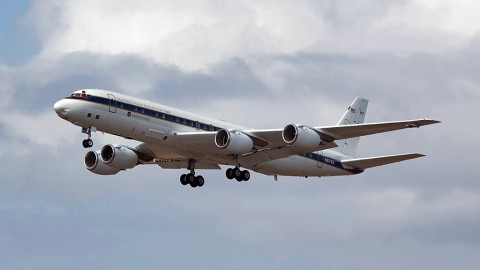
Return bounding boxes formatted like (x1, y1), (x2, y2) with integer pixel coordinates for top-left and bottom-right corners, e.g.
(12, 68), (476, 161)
(282, 124), (321, 152)
(100, 144), (139, 170)
(215, 129), (253, 154)
(84, 150), (120, 175)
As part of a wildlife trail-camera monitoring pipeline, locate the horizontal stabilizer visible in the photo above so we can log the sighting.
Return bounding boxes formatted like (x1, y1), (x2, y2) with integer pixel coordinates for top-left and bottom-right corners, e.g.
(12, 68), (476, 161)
(341, 153), (425, 169)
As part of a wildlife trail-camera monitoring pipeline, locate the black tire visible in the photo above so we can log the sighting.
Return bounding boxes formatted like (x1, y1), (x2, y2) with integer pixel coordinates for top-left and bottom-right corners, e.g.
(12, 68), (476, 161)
(242, 170), (250, 181)
(187, 173), (195, 184)
(82, 140), (88, 148)
(226, 168), (234, 179)
(233, 167), (241, 178)
(196, 176), (205, 187)
(180, 174), (188, 185)
(86, 139), (93, 148)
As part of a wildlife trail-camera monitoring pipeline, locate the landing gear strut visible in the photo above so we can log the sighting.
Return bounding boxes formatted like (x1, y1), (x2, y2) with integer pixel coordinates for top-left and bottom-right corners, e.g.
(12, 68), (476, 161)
(180, 159), (205, 188)
(82, 126), (94, 148)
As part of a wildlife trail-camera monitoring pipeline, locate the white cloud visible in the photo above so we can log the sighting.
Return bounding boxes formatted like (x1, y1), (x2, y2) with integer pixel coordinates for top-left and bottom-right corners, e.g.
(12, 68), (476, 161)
(27, 0), (480, 71)
(0, 110), (76, 156)
(31, 0), (324, 70)
(382, 0), (480, 38)
(2, 1), (480, 268)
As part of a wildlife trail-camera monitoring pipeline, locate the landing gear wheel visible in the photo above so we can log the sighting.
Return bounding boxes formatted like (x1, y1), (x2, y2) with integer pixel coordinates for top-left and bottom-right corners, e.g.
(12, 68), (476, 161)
(186, 173), (195, 184)
(241, 170), (250, 181)
(82, 139), (93, 148)
(232, 167), (241, 179)
(81, 126), (94, 148)
(226, 168), (234, 179)
(196, 176), (205, 187)
(180, 174), (188, 185)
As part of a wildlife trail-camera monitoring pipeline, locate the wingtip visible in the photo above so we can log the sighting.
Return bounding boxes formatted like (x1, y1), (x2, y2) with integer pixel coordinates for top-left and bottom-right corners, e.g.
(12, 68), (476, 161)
(404, 153), (426, 159)
(424, 118), (441, 124)
(412, 119), (441, 127)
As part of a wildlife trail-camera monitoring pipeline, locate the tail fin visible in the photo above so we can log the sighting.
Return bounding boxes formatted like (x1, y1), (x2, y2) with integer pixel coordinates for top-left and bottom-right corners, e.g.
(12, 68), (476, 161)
(333, 97), (369, 157)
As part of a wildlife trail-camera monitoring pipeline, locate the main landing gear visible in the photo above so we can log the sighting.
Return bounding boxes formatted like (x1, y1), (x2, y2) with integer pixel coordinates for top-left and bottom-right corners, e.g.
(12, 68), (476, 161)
(179, 167), (251, 188)
(82, 127), (94, 148)
(226, 167), (250, 182)
(180, 173), (204, 188)
(178, 160), (251, 188)
(180, 159), (205, 188)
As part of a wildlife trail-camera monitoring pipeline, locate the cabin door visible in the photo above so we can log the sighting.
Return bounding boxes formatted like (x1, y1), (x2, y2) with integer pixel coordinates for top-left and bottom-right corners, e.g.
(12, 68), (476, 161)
(107, 94), (116, 113)
(316, 151), (323, 168)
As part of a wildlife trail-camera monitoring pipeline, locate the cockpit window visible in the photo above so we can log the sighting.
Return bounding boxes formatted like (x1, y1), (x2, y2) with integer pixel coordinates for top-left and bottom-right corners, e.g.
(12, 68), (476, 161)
(68, 92), (87, 98)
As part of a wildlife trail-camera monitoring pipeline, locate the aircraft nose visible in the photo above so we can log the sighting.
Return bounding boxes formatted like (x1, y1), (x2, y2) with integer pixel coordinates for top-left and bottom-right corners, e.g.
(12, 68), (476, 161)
(53, 99), (69, 116)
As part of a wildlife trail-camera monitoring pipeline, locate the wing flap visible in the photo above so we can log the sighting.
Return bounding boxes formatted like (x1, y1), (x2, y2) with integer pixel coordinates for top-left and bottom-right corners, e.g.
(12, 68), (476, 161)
(341, 153), (425, 169)
(156, 159), (221, 170)
(244, 129), (285, 148)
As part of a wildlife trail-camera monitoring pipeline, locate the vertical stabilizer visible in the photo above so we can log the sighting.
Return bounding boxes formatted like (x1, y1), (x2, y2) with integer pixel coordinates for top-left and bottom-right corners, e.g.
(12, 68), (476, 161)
(333, 97), (369, 157)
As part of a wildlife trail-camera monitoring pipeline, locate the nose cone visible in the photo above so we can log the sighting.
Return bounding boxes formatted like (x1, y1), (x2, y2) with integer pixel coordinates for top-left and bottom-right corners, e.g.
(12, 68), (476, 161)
(53, 99), (69, 117)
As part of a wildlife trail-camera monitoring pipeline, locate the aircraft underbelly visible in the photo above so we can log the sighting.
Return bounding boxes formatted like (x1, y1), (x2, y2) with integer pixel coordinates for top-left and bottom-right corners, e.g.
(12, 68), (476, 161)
(253, 156), (351, 177)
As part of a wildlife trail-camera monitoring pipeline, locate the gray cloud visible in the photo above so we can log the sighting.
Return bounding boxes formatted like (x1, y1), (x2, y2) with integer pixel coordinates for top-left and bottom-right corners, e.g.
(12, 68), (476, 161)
(1, 1), (480, 269)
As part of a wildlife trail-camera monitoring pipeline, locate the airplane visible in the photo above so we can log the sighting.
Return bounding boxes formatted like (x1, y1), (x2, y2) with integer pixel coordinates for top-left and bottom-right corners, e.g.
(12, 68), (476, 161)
(53, 89), (440, 188)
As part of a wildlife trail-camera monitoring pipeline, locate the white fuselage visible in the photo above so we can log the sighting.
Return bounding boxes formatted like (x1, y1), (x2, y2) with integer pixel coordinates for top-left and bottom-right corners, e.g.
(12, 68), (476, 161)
(54, 89), (362, 178)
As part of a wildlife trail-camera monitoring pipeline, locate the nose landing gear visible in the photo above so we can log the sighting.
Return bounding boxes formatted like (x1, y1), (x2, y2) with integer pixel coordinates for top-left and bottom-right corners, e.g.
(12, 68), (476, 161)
(81, 126), (94, 148)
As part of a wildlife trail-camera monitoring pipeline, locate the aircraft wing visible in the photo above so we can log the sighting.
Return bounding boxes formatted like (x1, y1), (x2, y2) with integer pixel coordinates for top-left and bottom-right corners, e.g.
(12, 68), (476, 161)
(314, 119), (440, 141)
(244, 119), (440, 147)
(171, 130), (333, 156)
(132, 119), (439, 166)
(341, 153), (425, 169)
(134, 128), (335, 168)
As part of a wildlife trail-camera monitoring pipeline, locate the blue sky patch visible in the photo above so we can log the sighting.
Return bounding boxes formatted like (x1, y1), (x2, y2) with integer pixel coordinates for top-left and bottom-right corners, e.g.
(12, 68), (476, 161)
(0, 0), (40, 67)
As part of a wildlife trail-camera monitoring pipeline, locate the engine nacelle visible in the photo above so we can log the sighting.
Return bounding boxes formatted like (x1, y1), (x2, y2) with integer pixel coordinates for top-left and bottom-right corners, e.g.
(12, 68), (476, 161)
(215, 129), (254, 154)
(282, 124), (321, 152)
(100, 144), (138, 170)
(84, 151), (120, 175)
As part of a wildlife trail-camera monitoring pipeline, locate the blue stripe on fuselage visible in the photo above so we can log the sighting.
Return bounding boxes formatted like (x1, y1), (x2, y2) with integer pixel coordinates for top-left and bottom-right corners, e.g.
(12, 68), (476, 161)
(299, 152), (364, 174)
(67, 95), (222, 132)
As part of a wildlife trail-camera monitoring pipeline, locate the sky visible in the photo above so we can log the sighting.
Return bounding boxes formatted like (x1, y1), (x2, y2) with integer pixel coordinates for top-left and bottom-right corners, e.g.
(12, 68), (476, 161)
(0, 0), (479, 269)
